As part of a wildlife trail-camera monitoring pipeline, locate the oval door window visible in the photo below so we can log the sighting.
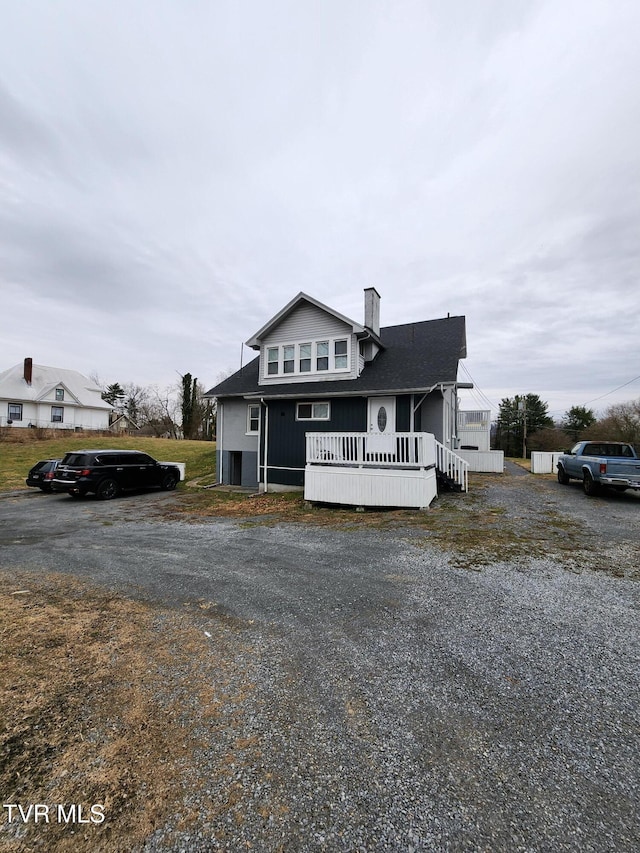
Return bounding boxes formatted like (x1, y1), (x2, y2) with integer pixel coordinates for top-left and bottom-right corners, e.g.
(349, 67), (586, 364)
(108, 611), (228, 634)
(377, 406), (388, 432)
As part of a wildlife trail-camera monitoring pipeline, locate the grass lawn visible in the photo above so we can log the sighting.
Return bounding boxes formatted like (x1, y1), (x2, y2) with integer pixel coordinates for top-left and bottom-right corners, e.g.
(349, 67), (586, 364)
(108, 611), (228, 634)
(0, 434), (216, 492)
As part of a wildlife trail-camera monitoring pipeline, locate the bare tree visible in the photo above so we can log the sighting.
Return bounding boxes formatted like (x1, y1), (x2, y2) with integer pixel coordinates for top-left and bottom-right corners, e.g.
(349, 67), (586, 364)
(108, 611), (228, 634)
(137, 385), (181, 438)
(584, 398), (640, 445)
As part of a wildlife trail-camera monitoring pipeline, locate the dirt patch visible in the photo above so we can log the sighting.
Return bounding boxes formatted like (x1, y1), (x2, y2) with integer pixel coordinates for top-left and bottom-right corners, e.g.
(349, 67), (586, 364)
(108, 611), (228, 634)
(154, 486), (440, 529)
(0, 571), (257, 852)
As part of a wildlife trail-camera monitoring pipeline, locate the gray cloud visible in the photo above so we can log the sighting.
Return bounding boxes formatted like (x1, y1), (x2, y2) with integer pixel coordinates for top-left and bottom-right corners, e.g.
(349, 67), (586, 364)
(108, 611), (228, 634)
(1, 0), (639, 417)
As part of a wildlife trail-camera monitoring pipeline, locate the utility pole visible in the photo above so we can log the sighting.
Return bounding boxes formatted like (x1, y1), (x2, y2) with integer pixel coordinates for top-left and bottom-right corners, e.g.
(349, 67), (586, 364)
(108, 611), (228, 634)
(518, 398), (527, 459)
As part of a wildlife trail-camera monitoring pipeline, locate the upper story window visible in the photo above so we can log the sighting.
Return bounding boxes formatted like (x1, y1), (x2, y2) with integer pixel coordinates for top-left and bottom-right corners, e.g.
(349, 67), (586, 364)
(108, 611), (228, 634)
(8, 403), (23, 421)
(334, 340), (348, 369)
(283, 345), (295, 374)
(316, 341), (329, 371)
(55, 388), (64, 401)
(267, 348), (279, 376)
(299, 343), (311, 372)
(264, 337), (350, 379)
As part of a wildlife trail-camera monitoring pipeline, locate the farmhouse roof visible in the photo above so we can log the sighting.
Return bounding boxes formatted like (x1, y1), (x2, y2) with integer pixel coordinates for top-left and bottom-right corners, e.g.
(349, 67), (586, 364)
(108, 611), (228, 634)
(0, 361), (112, 410)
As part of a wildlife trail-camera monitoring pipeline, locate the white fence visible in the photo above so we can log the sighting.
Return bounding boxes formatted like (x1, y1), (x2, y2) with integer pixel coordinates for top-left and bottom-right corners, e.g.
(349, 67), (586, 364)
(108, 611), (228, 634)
(530, 452), (563, 474)
(456, 449), (504, 473)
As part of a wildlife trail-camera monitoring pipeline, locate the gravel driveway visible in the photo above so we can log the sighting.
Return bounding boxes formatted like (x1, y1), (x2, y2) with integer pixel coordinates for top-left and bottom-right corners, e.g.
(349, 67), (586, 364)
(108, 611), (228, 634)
(0, 473), (638, 852)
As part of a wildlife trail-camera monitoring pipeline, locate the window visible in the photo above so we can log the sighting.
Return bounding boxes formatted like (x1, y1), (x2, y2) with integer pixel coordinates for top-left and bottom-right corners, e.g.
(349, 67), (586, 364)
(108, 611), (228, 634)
(51, 406), (64, 423)
(283, 345), (295, 374)
(334, 339), (348, 369)
(8, 403), (23, 421)
(55, 388), (64, 401)
(247, 404), (260, 434)
(131, 453), (154, 465)
(316, 341), (329, 371)
(296, 401), (330, 421)
(267, 347), (279, 375)
(264, 338), (351, 378)
(299, 343), (311, 373)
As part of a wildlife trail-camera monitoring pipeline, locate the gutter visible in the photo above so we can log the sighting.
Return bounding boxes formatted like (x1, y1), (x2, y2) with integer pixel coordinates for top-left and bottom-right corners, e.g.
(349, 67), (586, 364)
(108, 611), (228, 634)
(241, 383), (461, 401)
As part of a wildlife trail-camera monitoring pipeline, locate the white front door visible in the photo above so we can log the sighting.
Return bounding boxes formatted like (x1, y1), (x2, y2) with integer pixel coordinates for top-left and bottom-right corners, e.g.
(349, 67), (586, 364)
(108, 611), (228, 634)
(367, 397), (396, 456)
(368, 396), (396, 433)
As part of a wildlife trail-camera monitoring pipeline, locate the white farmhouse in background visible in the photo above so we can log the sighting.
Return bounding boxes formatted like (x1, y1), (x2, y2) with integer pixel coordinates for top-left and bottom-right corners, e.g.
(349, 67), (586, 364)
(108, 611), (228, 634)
(0, 358), (112, 431)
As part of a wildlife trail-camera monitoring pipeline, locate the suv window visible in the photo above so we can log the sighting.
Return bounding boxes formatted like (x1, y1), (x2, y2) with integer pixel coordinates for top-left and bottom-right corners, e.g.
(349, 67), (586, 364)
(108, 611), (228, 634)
(130, 453), (155, 465)
(62, 453), (91, 466)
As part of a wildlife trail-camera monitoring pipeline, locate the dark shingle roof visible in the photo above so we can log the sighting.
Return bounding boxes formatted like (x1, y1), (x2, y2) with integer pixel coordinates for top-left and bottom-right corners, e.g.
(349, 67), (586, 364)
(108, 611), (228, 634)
(205, 315), (466, 399)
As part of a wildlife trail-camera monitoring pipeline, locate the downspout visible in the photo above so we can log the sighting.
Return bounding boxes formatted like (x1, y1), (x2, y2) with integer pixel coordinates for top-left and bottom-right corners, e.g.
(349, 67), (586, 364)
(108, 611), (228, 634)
(257, 399), (262, 486)
(263, 399), (269, 494)
(439, 383), (448, 445)
(259, 398), (267, 491)
(218, 401), (224, 484)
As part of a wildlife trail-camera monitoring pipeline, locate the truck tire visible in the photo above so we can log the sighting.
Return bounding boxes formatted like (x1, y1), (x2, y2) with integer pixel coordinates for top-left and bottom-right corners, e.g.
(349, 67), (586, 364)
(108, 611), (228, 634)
(557, 465), (570, 485)
(583, 471), (600, 497)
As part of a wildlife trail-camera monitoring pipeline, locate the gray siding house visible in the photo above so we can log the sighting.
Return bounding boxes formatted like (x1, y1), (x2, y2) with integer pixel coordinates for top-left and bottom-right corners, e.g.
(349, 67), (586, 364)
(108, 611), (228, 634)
(205, 289), (470, 500)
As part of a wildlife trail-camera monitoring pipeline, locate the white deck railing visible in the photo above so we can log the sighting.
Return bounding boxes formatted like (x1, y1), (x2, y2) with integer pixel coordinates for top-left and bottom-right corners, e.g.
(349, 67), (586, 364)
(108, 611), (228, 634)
(435, 441), (469, 492)
(306, 432), (468, 492)
(457, 410), (491, 431)
(306, 432), (436, 468)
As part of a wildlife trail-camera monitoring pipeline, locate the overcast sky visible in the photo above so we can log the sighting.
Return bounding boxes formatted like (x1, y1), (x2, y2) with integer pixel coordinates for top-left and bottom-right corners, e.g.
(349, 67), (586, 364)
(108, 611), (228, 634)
(2, 0), (639, 420)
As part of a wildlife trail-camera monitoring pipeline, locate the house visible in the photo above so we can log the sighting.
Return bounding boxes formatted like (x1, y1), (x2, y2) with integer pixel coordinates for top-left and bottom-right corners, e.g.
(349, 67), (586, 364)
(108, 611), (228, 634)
(108, 412), (141, 434)
(0, 358), (112, 431)
(205, 289), (472, 508)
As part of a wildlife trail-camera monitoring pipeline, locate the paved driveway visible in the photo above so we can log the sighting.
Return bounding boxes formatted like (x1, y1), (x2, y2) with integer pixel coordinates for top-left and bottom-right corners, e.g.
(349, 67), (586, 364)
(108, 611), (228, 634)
(0, 477), (638, 852)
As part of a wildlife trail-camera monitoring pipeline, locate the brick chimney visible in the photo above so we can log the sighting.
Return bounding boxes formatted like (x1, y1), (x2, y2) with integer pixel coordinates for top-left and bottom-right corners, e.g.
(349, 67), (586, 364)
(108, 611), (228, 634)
(364, 287), (380, 336)
(24, 357), (33, 385)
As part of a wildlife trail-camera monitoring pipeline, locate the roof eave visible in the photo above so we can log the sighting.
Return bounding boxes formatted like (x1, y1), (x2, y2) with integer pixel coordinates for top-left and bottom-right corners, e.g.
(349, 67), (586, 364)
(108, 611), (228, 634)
(245, 291), (364, 348)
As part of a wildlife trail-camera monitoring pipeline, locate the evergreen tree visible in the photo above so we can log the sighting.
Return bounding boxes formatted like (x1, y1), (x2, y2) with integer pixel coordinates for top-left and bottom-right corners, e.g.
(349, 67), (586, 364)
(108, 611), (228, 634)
(101, 382), (126, 408)
(495, 394), (553, 457)
(181, 373), (197, 439)
(561, 406), (596, 442)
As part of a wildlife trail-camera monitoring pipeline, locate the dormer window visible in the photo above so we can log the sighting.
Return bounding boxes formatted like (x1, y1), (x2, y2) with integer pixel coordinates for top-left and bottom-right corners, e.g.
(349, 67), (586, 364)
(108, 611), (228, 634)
(334, 340), (348, 369)
(316, 341), (329, 371)
(299, 344), (311, 372)
(267, 348), (279, 375)
(283, 345), (295, 374)
(263, 337), (350, 379)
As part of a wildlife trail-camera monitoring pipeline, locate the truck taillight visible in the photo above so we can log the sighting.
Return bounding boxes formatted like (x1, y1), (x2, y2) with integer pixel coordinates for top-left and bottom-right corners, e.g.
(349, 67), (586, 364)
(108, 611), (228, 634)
(79, 469), (91, 476)
(599, 462), (607, 475)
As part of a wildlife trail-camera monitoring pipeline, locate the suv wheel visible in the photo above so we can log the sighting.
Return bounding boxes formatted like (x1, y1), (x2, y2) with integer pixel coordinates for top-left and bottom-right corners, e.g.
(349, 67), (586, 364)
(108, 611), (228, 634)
(96, 478), (120, 500)
(160, 473), (178, 491)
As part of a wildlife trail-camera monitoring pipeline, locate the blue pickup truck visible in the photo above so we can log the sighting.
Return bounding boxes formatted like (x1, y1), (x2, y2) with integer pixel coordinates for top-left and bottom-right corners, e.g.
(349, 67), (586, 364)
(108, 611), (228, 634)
(557, 441), (640, 496)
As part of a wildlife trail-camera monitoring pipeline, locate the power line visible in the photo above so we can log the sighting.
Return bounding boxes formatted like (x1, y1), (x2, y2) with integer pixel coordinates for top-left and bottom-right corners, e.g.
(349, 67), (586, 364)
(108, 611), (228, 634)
(582, 374), (640, 407)
(459, 363), (499, 412)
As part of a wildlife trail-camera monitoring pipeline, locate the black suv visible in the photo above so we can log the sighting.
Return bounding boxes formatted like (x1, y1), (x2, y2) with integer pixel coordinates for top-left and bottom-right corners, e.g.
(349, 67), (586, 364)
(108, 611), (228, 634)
(53, 450), (181, 500)
(26, 459), (62, 492)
